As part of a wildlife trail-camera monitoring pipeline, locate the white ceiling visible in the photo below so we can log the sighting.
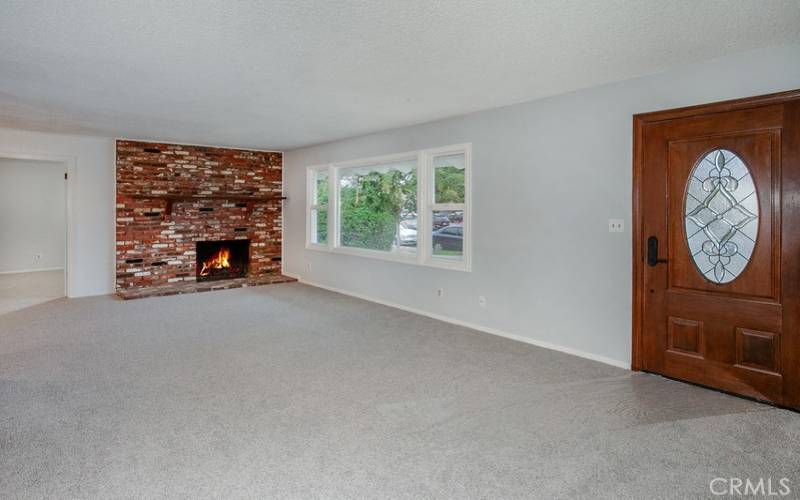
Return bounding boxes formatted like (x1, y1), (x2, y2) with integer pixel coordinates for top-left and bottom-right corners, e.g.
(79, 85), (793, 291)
(1, 1), (799, 150)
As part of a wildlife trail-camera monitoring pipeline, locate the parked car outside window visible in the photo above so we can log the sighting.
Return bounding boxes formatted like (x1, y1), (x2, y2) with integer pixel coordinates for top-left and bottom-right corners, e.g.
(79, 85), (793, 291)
(432, 223), (463, 253)
(398, 218), (418, 246)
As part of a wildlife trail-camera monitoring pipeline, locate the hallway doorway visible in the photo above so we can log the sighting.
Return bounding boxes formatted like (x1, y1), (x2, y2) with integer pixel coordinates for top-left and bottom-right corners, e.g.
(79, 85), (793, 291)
(0, 157), (68, 315)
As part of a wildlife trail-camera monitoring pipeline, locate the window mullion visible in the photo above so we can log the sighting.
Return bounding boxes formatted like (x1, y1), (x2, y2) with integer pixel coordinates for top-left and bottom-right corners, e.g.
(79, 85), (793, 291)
(328, 166), (336, 250)
(417, 151), (429, 264)
(306, 167), (314, 247)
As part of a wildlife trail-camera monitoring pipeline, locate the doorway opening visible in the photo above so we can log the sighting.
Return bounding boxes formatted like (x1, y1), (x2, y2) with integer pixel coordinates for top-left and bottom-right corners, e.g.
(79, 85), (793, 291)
(0, 157), (69, 316)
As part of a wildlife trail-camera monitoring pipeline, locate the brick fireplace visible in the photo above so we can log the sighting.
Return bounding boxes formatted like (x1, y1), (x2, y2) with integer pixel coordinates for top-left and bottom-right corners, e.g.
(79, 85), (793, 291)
(115, 140), (295, 299)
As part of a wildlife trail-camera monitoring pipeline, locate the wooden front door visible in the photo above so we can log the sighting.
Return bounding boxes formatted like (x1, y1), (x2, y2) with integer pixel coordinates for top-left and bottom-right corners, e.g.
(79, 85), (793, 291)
(633, 90), (800, 409)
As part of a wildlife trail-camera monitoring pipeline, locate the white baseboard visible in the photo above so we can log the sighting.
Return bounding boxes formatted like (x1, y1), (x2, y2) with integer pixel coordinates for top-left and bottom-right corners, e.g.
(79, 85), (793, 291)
(0, 267), (64, 275)
(283, 272), (631, 370)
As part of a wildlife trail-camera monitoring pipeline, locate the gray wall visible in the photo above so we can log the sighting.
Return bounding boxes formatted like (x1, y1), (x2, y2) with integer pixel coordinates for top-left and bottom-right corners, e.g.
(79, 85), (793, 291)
(0, 129), (115, 297)
(0, 159), (66, 273)
(284, 43), (800, 368)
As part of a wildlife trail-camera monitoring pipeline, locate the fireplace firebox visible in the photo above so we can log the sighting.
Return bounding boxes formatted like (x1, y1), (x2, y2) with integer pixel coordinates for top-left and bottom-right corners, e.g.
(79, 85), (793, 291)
(196, 240), (250, 282)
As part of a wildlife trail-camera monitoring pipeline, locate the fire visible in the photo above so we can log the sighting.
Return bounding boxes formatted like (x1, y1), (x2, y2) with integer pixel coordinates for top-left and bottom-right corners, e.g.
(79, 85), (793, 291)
(199, 247), (231, 277)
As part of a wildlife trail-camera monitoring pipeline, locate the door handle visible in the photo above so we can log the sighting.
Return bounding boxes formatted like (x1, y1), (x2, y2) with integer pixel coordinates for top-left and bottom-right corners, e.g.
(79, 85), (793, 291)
(647, 236), (668, 267)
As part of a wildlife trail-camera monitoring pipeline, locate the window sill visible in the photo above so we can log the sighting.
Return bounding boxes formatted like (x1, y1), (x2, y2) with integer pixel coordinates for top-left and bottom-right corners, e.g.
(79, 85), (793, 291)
(304, 243), (471, 272)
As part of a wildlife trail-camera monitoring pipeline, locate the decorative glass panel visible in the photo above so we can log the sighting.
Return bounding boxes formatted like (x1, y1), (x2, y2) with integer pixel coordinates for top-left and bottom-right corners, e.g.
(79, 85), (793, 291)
(432, 210), (463, 260)
(684, 149), (758, 284)
(433, 153), (465, 204)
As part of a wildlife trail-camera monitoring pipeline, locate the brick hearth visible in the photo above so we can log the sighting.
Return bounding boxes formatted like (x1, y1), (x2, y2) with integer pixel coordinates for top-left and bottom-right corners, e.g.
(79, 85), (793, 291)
(115, 140), (295, 299)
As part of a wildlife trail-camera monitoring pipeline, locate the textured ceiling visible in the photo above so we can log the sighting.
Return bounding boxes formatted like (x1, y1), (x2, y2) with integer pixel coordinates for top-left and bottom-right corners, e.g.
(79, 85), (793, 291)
(1, 1), (799, 150)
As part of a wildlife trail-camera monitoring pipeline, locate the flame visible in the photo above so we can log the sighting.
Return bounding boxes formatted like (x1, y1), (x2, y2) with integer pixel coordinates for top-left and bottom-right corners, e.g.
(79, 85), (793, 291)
(199, 247), (231, 276)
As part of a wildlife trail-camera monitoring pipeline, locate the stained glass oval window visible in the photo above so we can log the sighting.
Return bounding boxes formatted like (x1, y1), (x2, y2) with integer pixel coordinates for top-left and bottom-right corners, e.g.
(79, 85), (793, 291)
(684, 149), (758, 284)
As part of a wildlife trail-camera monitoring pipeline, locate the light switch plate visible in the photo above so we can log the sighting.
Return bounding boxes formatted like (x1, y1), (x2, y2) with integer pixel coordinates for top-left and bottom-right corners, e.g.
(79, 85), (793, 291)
(608, 219), (624, 233)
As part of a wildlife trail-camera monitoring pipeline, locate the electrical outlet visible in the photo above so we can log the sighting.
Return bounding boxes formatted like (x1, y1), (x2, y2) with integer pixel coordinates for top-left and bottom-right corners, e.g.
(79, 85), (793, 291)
(478, 296), (487, 307)
(608, 219), (624, 233)
(436, 288), (444, 298)
(34, 253), (42, 262)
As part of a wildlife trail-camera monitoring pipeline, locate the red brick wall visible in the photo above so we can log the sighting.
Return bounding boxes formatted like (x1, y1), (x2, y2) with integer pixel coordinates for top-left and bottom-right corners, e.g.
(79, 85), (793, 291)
(115, 140), (285, 297)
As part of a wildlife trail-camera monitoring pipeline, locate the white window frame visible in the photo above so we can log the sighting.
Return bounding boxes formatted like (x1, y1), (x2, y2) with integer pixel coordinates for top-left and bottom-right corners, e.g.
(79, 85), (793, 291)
(422, 144), (472, 271)
(305, 143), (472, 272)
(306, 166), (329, 250)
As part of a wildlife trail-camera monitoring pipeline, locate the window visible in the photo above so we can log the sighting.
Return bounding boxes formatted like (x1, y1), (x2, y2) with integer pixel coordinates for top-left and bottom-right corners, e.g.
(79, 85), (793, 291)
(430, 151), (466, 261)
(307, 168), (328, 246)
(338, 158), (417, 255)
(306, 144), (471, 271)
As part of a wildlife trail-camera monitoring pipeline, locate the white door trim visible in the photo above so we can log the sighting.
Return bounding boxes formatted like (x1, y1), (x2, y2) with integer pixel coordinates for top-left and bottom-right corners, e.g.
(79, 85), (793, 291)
(0, 151), (76, 297)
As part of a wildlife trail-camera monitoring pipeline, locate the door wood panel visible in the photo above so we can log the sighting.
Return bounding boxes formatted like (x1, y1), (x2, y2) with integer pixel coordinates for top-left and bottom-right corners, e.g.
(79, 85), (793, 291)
(632, 89), (800, 409)
(667, 132), (779, 300)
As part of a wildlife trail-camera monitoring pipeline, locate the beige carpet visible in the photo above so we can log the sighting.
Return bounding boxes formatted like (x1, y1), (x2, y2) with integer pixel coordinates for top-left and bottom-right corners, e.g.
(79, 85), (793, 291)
(1, 283), (798, 499)
(0, 269), (64, 316)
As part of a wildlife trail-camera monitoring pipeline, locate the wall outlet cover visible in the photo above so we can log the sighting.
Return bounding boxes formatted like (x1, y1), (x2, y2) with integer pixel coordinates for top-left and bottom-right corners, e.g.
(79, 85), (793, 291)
(608, 219), (624, 233)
